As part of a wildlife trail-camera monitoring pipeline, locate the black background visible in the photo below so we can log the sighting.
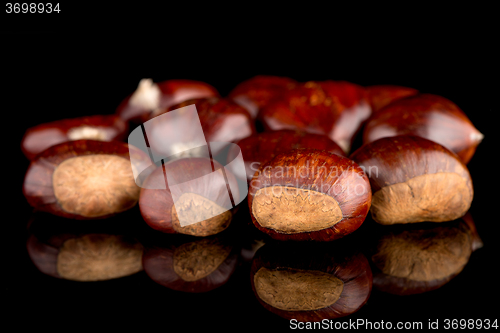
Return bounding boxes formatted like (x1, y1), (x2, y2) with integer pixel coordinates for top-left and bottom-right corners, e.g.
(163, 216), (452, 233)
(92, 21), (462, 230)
(4, 10), (499, 331)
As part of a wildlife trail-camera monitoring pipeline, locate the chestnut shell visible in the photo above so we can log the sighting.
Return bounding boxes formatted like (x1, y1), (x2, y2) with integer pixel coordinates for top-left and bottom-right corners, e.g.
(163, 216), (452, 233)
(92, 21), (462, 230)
(21, 114), (128, 160)
(139, 157), (239, 236)
(228, 75), (297, 118)
(258, 80), (371, 154)
(350, 135), (473, 225)
(234, 130), (345, 182)
(365, 85), (419, 113)
(23, 140), (150, 219)
(116, 79), (219, 123)
(248, 149), (372, 241)
(362, 93), (483, 164)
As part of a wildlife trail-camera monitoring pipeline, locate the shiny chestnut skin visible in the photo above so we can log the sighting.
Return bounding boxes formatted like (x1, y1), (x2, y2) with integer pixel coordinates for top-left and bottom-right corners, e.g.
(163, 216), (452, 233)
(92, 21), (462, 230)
(21, 114), (128, 160)
(23, 140), (150, 219)
(143, 97), (256, 160)
(139, 157), (239, 237)
(250, 241), (372, 321)
(368, 217), (479, 295)
(26, 212), (144, 281)
(233, 130), (345, 182)
(259, 80), (371, 154)
(362, 93), (483, 164)
(365, 84), (419, 113)
(228, 75), (297, 118)
(248, 149), (371, 241)
(350, 135), (473, 225)
(116, 78), (219, 124)
(142, 234), (240, 293)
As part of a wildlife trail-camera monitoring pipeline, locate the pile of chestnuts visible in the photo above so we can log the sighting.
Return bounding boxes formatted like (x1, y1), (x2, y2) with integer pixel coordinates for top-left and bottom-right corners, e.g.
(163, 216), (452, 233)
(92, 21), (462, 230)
(21, 76), (483, 322)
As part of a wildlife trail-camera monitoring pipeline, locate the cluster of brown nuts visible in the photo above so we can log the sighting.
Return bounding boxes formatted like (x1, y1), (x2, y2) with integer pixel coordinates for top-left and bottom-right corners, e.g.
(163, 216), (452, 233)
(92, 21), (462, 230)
(21, 76), (483, 322)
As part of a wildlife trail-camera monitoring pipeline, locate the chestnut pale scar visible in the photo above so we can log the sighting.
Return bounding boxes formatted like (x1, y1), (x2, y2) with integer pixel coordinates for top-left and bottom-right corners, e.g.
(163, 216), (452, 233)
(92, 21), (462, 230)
(56, 234), (143, 281)
(52, 155), (140, 217)
(171, 193), (232, 237)
(371, 172), (472, 225)
(173, 238), (232, 281)
(254, 267), (344, 311)
(252, 186), (343, 233)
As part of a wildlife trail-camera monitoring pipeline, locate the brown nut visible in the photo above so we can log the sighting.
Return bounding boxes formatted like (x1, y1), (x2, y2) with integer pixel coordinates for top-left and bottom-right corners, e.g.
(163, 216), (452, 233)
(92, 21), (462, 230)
(21, 114), (128, 160)
(248, 149), (371, 241)
(23, 140), (150, 219)
(350, 135), (473, 225)
(362, 94), (483, 164)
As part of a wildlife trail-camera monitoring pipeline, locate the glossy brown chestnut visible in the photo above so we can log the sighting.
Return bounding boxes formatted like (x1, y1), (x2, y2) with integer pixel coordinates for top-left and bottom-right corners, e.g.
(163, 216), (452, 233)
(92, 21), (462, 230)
(351, 135), (473, 225)
(21, 114), (128, 160)
(369, 218), (478, 295)
(142, 235), (239, 293)
(139, 157), (239, 236)
(233, 130), (345, 182)
(228, 75), (297, 118)
(143, 97), (256, 160)
(259, 80), (371, 154)
(116, 78), (219, 124)
(248, 149), (371, 241)
(23, 140), (150, 219)
(365, 85), (419, 113)
(250, 242), (372, 321)
(362, 94), (483, 164)
(26, 213), (143, 281)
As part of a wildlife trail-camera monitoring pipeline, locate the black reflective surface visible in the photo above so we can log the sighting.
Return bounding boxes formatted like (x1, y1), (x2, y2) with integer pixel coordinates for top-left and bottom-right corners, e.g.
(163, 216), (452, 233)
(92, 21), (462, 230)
(7, 35), (498, 330)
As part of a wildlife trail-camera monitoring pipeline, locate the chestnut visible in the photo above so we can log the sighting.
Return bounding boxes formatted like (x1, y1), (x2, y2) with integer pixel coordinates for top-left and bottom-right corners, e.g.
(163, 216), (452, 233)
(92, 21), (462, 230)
(115, 78), (219, 124)
(350, 135), (473, 225)
(23, 140), (151, 219)
(142, 235), (239, 292)
(233, 130), (345, 182)
(259, 80), (371, 153)
(365, 84), (419, 113)
(228, 75), (297, 118)
(250, 242), (372, 321)
(369, 217), (478, 295)
(362, 93), (483, 164)
(26, 212), (143, 281)
(21, 114), (128, 160)
(142, 97), (256, 160)
(248, 149), (371, 241)
(139, 157), (240, 236)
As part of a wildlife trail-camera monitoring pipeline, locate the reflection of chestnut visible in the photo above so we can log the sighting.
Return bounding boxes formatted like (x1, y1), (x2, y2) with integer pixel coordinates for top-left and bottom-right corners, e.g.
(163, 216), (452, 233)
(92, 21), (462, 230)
(369, 218), (479, 295)
(350, 135), (473, 225)
(139, 157), (238, 236)
(21, 115), (128, 160)
(26, 213), (143, 281)
(248, 149), (371, 241)
(233, 130), (345, 182)
(228, 75), (297, 118)
(23, 140), (150, 219)
(250, 242), (372, 321)
(116, 78), (219, 124)
(142, 235), (239, 292)
(259, 80), (371, 153)
(362, 94), (483, 164)
(365, 85), (419, 113)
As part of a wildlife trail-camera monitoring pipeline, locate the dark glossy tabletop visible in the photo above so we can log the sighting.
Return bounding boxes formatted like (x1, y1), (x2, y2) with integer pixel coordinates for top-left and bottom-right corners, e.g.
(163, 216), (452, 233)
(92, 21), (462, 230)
(6, 34), (498, 331)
